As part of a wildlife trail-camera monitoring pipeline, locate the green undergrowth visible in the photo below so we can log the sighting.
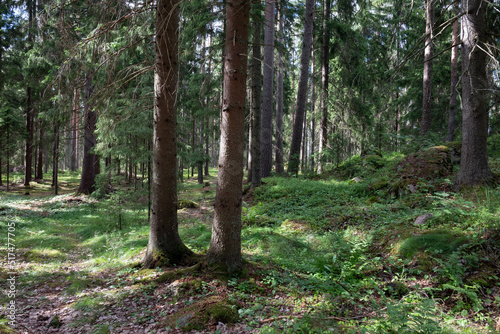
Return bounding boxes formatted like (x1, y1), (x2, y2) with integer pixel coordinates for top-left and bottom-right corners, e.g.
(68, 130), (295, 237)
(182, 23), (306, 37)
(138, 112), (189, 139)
(1, 158), (499, 333)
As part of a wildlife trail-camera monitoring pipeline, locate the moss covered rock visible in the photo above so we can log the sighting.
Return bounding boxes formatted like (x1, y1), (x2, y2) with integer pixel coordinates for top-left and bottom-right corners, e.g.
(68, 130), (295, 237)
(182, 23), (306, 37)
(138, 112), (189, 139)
(395, 146), (453, 182)
(165, 296), (239, 331)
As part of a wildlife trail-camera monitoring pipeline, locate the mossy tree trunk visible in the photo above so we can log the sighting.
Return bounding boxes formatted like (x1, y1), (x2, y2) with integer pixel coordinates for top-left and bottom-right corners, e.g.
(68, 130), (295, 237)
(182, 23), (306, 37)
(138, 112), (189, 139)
(207, 0), (250, 275)
(143, 0), (193, 268)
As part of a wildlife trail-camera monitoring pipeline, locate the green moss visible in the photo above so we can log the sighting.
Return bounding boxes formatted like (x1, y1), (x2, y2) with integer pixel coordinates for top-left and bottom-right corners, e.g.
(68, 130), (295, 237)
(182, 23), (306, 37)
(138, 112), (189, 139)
(156, 262), (202, 283)
(48, 315), (62, 328)
(398, 230), (467, 259)
(370, 180), (389, 190)
(178, 200), (200, 209)
(165, 296), (239, 331)
(366, 195), (380, 204)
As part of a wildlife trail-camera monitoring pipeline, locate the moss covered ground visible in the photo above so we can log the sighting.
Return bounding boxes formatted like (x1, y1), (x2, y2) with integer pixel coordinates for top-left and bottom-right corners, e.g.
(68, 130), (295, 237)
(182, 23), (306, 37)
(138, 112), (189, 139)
(1, 150), (499, 333)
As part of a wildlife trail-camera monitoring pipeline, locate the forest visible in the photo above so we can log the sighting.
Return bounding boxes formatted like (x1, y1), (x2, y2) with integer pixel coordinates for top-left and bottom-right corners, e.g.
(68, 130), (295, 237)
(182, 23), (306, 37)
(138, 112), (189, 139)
(1, 0), (500, 333)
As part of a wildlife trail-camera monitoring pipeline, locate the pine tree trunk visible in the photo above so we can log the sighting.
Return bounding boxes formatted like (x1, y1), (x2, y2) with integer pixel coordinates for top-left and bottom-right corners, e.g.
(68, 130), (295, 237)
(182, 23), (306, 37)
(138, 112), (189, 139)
(421, 0), (434, 135)
(318, 0), (330, 174)
(275, 4), (284, 175)
(301, 113), (307, 172)
(52, 120), (60, 195)
(205, 116), (210, 176)
(207, 0), (250, 275)
(288, 0), (315, 175)
(36, 120), (43, 180)
(24, 0), (36, 186)
(77, 73), (97, 194)
(446, 1), (459, 143)
(455, 0), (493, 186)
(310, 48), (316, 171)
(260, 0), (275, 178)
(143, 0), (192, 268)
(25, 87), (34, 186)
(198, 116), (204, 184)
(250, 13), (262, 187)
(70, 87), (80, 171)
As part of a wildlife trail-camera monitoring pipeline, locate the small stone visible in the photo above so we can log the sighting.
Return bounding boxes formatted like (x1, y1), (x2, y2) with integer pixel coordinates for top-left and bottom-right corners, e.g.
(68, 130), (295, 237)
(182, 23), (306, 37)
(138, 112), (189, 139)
(414, 213), (434, 225)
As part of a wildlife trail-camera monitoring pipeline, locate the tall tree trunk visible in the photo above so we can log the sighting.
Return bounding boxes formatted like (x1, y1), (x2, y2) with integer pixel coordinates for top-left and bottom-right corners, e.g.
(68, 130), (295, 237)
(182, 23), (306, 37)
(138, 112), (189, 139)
(301, 111), (307, 172)
(455, 0), (493, 186)
(310, 48), (316, 171)
(70, 87), (80, 171)
(288, 0), (315, 175)
(35, 119), (43, 180)
(275, 3), (284, 175)
(143, 0), (192, 268)
(207, 0), (250, 274)
(77, 73), (97, 194)
(421, 0), (434, 135)
(25, 88), (34, 185)
(52, 120), (60, 195)
(318, 0), (330, 174)
(198, 116), (204, 184)
(205, 116), (210, 176)
(446, 0), (459, 142)
(250, 13), (262, 187)
(260, 0), (275, 178)
(24, 0), (36, 186)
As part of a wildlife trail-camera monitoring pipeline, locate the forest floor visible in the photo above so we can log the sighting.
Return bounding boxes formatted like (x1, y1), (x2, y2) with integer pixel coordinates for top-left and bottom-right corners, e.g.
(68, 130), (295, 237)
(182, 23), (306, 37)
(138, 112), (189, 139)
(1, 148), (500, 333)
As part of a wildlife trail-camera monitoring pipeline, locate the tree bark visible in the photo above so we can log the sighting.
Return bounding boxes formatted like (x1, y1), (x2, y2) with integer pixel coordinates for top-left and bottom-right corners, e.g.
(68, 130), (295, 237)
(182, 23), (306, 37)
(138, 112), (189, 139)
(35, 120), (43, 180)
(318, 0), (330, 174)
(143, 0), (193, 268)
(288, 0), (315, 175)
(207, 0), (250, 275)
(70, 87), (80, 171)
(275, 3), (284, 175)
(52, 120), (60, 195)
(260, 0), (275, 178)
(421, 0), (434, 135)
(250, 13), (262, 187)
(446, 0), (459, 143)
(310, 48), (316, 171)
(77, 73), (97, 194)
(455, 0), (493, 186)
(198, 116), (204, 184)
(24, 0), (36, 186)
